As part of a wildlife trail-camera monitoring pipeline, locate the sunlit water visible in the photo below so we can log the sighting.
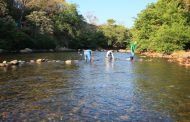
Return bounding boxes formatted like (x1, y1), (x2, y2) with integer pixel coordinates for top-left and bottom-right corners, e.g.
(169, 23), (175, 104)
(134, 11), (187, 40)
(0, 52), (190, 121)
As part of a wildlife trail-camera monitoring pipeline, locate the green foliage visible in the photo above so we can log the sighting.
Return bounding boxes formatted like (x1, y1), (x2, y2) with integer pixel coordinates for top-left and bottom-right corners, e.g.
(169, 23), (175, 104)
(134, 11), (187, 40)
(133, 0), (190, 53)
(107, 19), (116, 25)
(12, 31), (34, 50)
(0, 0), (7, 16)
(26, 11), (53, 34)
(53, 4), (84, 47)
(33, 34), (56, 49)
(1, 0), (131, 51)
(74, 29), (107, 49)
(0, 6), (17, 50)
(99, 20), (130, 49)
(149, 23), (190, 53)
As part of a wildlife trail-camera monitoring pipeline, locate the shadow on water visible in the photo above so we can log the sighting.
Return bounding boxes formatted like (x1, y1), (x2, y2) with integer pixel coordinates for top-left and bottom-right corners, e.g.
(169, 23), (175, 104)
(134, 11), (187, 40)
(0, 52), (190, 121)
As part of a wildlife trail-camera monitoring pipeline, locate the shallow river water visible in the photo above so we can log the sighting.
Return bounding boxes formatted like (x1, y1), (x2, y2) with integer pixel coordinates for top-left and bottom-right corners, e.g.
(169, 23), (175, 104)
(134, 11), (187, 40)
(0, 52), (190, 121)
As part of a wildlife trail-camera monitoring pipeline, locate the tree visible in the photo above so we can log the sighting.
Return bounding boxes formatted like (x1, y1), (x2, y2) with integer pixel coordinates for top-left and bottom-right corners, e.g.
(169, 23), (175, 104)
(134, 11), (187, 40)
(133, 0), (190, 53)
(12, 0), (33, 28)
(28, 0), (66, 14)
(26, 11), (53, 35)
(0, 0), (7, 16)
(53, 3), (84, 47)
(107, 19), (116, 25)
(99, 19), (130, 49)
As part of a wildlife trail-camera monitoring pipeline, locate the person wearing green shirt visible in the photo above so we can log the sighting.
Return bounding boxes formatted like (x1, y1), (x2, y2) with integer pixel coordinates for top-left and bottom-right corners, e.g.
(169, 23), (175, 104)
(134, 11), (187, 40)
(130, 41), (135, 60)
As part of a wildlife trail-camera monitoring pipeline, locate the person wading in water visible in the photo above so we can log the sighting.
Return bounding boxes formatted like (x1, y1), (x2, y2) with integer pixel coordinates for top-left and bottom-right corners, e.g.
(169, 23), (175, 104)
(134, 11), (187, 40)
(130, 41), (136, 60)
(84, 49), (92, 62)
(106, 50), (114, 60)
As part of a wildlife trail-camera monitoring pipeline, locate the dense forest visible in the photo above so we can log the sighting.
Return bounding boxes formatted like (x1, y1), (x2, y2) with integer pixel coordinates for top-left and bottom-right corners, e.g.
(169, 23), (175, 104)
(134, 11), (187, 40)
(0, 0), (190, 53)
(133, 0), (190, 53)
(0, 0), (130, 51)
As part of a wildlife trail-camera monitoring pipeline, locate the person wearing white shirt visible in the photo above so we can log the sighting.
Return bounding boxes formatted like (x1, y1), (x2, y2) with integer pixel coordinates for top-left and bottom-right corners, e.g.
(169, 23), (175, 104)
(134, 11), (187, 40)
(106, 50), (114, 60)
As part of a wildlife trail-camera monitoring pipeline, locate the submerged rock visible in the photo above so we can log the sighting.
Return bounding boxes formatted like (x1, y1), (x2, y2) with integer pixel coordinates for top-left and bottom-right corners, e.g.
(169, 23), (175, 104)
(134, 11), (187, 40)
(18, 60), (26, 65)
(0, 63), (6, 67)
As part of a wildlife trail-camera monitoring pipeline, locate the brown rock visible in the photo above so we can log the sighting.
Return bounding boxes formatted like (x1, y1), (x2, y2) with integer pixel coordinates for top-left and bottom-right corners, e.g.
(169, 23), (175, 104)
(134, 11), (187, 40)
(0, 63), (6, 67)
(10, 60), (18, 65)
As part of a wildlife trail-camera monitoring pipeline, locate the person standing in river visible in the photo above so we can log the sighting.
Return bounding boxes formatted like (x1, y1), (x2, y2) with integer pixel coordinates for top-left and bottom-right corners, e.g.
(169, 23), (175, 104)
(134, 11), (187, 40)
(106, 50), (114, 60)
(84, 49), (92, 62)
(130, 41), (135, 60)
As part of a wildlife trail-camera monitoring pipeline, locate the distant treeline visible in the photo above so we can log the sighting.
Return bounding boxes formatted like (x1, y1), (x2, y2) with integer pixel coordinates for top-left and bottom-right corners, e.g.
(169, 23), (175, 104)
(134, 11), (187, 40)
(0, 0), (131, 51)
(0, 0), (190, 53)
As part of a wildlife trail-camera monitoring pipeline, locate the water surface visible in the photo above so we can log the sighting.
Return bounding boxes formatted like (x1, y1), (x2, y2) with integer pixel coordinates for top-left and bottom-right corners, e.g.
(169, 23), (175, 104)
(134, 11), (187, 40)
(0, 52), (190, 121)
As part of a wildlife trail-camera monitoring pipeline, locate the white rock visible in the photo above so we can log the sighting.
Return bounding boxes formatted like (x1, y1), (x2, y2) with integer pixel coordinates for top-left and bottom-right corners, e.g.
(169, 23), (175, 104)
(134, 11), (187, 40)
(30, 60), (35, 63)
(0, 63), (6, 67)
(10, 60), (18, 65)
(20, 48), (33, 53)
(2, 61), (7, 64)
(65, 60), (72, 64)
(36, 59), (42, 63)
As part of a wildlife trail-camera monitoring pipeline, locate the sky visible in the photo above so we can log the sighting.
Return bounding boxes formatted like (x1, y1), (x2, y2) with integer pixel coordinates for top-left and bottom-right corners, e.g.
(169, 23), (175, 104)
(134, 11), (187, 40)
(67, 0), (157, 28)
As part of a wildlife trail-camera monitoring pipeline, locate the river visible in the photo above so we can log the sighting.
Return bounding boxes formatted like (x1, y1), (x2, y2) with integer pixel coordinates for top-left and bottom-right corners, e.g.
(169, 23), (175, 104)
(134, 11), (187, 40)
(0, 52), (190, 121)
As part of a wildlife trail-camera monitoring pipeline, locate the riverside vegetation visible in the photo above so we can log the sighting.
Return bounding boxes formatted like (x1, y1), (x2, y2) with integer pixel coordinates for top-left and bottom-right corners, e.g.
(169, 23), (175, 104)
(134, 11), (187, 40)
(0, 0), (190, 65)
(0, 0), (130, 51)
(133, 0), (190, 66)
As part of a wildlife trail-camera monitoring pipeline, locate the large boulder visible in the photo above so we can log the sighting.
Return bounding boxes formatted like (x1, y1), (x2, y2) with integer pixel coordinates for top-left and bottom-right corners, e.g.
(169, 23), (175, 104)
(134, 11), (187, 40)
(56, 47), (75, 52)
(20, 48), (33, 53)
(10, 60), (19, 65)
(65, 60), (72, 65)
(36, 59), (46, 63)
(49, 49), (54, 52)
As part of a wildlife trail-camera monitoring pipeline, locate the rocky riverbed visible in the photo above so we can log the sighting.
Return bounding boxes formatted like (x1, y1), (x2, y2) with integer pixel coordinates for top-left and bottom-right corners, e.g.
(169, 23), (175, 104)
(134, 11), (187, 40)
(140, 51), (190, 67)
(0, 59), (78, 68)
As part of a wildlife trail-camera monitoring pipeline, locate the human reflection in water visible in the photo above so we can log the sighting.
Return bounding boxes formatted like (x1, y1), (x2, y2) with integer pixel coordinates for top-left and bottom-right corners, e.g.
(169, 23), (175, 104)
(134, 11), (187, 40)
(0, 67), (7, 72)
(105, 55), (115, 72)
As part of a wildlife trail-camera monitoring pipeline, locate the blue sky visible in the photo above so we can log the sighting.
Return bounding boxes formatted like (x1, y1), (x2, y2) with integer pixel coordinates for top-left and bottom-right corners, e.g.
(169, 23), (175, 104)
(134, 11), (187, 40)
(67, 0), (157, 28)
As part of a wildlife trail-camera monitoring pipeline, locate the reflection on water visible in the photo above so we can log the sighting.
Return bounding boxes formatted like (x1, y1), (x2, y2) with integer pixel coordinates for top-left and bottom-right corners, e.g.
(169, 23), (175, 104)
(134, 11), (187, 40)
(105, 58), (115, 72)
(0, 52), (190, 121)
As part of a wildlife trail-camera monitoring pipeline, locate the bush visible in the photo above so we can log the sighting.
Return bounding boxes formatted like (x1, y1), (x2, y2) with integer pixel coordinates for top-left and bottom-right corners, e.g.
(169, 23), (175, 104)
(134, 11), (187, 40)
(33, 34), (56, 49)
(149, 23), (190, 53)
(12, 31), (34, 50)
(0, 39), (9, 49)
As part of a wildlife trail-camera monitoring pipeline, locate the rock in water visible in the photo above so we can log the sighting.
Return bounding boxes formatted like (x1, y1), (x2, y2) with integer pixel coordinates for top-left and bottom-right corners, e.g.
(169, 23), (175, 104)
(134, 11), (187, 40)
(65, 60), (72, 64)
(10, 60), (18, 65)
(2, 61), (7, 64)
(30, 60), (35, 63)
(0, 63), (6, 67)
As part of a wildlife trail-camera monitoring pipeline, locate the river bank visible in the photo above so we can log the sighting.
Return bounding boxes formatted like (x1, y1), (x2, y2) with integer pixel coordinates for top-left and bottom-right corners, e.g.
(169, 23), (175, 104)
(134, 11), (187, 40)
(0, 47), (76, 53)
(139, 51), (190, 67)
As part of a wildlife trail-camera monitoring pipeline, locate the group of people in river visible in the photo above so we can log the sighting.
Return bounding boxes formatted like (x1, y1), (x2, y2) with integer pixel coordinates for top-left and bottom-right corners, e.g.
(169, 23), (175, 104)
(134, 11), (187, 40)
(82, 41), (136, 63)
